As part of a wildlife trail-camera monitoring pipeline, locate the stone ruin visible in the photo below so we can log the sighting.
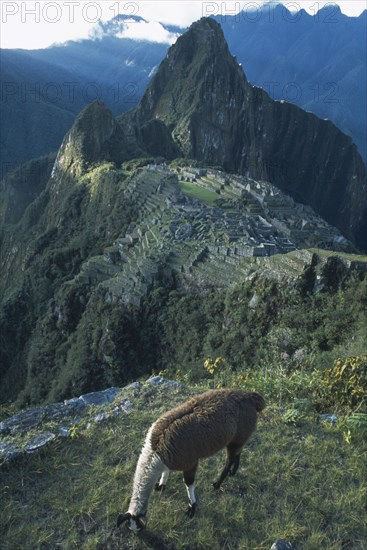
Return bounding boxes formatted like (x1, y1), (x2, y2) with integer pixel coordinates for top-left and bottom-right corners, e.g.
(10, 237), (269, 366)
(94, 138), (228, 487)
(67, 163), (353, 305)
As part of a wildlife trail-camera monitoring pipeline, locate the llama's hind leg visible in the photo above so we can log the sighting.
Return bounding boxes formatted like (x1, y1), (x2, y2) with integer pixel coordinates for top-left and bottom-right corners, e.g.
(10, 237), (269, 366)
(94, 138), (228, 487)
(183, 463), (198, 518)
(155, 466), (170, 491)
(213, 443), (243, 489)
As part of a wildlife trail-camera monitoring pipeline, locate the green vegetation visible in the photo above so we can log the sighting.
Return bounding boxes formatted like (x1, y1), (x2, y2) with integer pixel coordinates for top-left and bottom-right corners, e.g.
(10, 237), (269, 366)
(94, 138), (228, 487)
(1, 241), (367, 410)
(1, 380), (366, 549)
(147, 272), (367, 408)
(179, 180), (220, 206)
(309, 249), (367, 264)
(0, 163), (139, 405)
(318, 356), (367, 411)
(0, 153), (56, 225)
(2, 227), (366, 547)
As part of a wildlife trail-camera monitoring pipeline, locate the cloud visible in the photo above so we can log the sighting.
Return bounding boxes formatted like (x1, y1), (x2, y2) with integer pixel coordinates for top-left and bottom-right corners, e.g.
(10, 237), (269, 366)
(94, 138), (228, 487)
(1, 1), (365, 50)
(114, 20), (180, 44)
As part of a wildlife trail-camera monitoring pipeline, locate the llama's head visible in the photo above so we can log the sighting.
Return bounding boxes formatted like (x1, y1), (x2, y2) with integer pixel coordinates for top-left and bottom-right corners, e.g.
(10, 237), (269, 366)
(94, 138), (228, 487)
(117, 511), (147, 532)
(249, 392), (266, 412)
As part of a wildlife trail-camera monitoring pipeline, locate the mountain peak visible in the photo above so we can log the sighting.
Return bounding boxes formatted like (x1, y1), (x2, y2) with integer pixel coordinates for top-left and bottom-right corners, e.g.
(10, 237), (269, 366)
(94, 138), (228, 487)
(52, 101), (127, 178)
(125, 16), (366, 248)
(185, 16), (224, 35)
(165, 17), (234, 67)
(133, 16), (247, 160)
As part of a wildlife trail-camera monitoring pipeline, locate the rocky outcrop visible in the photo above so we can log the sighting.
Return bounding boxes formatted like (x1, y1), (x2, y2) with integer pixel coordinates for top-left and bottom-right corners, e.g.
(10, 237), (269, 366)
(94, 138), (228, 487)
(124, 17), (367, 250)
(139, 119), (180, 159)
(0, 378), (181, 466)
(51, 100), (139, 180)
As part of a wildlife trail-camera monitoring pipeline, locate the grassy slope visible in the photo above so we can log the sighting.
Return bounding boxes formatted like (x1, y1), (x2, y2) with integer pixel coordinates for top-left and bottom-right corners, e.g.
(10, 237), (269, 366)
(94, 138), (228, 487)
(1, 382), (366, 550)
(179, 180), (220, 206)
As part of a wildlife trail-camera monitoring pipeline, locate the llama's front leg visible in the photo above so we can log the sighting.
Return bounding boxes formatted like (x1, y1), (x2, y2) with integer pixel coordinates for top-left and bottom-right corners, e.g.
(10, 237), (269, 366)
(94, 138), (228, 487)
(155, 467), (170, 491)
(183, 463), (198, 518)
(213, 443), (242, 489)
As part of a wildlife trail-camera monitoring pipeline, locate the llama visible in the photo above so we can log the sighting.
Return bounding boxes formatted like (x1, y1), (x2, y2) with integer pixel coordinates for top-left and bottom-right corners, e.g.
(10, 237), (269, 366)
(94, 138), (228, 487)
(117, 388), (265, 531)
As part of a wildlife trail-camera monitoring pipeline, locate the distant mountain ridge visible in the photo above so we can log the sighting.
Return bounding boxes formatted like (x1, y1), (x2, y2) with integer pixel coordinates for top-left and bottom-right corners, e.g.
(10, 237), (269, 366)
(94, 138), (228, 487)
(0, 27), (169, 175)
(1, 5), (366, 175)
(213, 4), (367, 163)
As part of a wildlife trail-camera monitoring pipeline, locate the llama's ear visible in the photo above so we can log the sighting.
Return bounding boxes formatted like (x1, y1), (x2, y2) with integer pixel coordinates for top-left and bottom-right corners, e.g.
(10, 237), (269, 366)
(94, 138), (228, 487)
(116, 512), (131, 527)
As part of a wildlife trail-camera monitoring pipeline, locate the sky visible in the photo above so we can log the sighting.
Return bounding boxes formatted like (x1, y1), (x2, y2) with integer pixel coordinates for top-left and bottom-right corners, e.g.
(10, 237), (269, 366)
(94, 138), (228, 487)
(0, 1), (366, 49)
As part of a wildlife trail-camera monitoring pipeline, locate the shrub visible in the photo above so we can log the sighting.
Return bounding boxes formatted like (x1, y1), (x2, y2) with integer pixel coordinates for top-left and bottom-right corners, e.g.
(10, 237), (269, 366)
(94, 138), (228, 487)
(319, 355), (367, 411)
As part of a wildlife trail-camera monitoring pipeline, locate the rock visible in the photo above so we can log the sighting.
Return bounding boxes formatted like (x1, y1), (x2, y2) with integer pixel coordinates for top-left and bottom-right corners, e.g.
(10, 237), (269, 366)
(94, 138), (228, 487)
(119, 399), (133, 413)
(125, 382), (142, 390)
(112, 400), (133, 416)
(58, 426), (72, 438)
(0, 442), (22, 463)
(139, 118), (179, 159)
(45, 400), (86, 421)
(0, 381), (186, 466)
(0, 408), (45, 435)
(63, 397), (87, 412)
(166, 380), (182, 389)
(79, 387), (120, 406)
(249, 293), (259, 309)
(146, 376), (166, 386)
(270, 540), (295, 550)
(0, 383), (182, 466)
(25, 431), (56, 453)
(128, 17), (367, 249)
(93, 412), (111, 423)
(146, 376), (182, 389)
(51, 100), (132, 179)
(319, 414), (338, 424)
(175, 223), (193, 241)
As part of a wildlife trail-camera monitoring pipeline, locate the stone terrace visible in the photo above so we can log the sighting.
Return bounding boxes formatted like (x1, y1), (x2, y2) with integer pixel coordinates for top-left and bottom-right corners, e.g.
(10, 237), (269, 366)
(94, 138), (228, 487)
(71, 163), (353, 304)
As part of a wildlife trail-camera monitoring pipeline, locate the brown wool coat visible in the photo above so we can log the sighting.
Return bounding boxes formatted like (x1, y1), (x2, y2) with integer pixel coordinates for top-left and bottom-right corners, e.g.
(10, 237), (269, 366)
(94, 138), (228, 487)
(150, 389), (265, 472)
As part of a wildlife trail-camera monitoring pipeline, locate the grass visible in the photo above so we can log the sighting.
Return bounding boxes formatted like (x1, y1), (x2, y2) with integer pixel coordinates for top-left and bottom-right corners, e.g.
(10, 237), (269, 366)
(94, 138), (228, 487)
(1, 381), (366, 549)
(179, 181), (219, 207)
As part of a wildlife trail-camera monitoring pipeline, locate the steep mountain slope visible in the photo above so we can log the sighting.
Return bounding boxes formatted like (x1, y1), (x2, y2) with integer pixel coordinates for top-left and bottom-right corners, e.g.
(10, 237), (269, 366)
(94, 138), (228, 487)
(214, 5), (367, 161)
(125, 17), (367, 250)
